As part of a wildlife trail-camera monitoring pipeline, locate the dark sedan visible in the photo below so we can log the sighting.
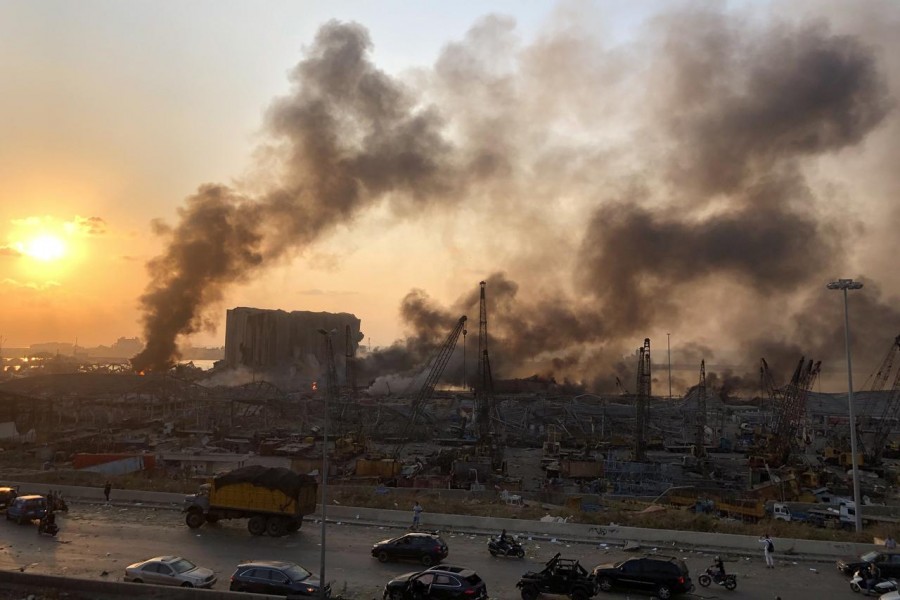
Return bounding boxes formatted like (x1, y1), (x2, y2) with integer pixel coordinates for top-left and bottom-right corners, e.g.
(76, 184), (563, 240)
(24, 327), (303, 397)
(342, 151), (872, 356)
(383, 566), (487, 600)
(837, 551), (900, 577)
(372, 532), (449, 566)
(229, 560), (329, 597)
(592, 556), (693, 599)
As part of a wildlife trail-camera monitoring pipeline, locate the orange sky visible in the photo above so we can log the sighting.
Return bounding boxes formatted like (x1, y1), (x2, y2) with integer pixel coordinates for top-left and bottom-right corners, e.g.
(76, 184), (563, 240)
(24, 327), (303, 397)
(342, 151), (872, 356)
(2, 1), (899, 393)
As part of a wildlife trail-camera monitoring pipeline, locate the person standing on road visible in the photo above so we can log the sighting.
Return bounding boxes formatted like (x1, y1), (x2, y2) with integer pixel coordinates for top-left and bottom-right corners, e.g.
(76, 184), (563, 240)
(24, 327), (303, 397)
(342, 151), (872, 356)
(103, 481), (112, 504)
(885, 534), (896, 550)
(412, 501), (423, 530)
(759, 533), (775, 568)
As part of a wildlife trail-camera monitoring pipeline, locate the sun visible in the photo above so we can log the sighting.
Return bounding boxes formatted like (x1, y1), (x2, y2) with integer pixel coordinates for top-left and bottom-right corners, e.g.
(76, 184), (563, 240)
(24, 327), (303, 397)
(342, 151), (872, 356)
(19, 234), (67, 261)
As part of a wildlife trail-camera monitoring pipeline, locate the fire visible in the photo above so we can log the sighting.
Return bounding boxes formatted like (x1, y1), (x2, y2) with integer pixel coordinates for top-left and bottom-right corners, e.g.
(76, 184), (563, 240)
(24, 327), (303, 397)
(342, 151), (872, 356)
(312, 381), (318, 391)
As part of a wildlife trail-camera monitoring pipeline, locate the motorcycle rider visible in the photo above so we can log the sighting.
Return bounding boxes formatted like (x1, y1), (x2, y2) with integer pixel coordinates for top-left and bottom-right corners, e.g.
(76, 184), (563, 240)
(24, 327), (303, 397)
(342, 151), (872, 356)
(39, 510), (57, 534)
(713, 556), (726, 582)
(865, 561), (881, 595)
(498, 529), (509, 552)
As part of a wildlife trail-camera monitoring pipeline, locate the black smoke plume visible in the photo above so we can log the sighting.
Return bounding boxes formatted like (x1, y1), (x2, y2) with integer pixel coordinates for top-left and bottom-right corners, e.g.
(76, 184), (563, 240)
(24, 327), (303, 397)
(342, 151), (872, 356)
(135, 7), (900, 395)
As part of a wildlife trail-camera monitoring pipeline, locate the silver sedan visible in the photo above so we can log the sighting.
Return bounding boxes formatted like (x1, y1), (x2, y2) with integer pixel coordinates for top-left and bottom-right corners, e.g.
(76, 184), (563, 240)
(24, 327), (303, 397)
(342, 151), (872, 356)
(124, 555), (217, 588)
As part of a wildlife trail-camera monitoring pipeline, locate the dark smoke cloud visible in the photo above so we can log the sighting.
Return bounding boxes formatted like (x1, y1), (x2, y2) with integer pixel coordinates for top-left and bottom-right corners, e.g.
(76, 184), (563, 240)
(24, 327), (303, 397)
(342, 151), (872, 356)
(136, 6), (900, 396)
(134, 21), (466, 371)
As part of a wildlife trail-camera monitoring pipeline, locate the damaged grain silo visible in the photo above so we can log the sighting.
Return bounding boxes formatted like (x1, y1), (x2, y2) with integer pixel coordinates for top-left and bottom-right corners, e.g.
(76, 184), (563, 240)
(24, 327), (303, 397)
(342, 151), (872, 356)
(223, 307), (363, 377)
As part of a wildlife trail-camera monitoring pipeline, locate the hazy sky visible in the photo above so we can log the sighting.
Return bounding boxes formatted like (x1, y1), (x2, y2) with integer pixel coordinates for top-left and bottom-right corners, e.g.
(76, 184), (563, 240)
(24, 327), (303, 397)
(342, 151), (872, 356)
(2, 0), (899, 392)
(0, 0), (659, 349)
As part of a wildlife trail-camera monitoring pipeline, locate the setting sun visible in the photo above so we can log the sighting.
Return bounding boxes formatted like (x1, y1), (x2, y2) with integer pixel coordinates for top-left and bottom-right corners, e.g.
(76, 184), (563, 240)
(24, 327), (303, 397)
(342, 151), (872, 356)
(19, 234), (67, 261)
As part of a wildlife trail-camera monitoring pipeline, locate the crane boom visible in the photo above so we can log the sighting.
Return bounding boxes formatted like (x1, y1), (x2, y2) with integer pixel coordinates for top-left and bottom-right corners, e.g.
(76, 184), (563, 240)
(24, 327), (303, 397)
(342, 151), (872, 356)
(695, 360), (707, 458)
(392, 316), (467, 458)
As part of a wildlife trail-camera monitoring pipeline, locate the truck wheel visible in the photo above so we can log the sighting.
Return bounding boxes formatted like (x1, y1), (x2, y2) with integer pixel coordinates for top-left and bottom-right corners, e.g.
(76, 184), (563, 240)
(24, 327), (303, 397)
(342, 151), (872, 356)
(520, 585), (538, 600)
(185, 511), (205, 529)
(287, 518), (302, 532)
(266, 516), (287, 537)
(248, 516), (266, 536)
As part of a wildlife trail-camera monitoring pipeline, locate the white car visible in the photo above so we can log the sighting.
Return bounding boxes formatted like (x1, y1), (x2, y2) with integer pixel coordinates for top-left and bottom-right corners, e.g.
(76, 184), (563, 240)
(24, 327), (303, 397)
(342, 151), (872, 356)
(124, 555), (216, 588)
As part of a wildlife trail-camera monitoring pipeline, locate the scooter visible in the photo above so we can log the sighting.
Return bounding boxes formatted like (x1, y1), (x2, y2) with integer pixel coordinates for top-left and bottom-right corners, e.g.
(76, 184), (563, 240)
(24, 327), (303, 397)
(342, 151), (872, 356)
(487, 535), (525, 558)
(850, 569), (898, 595)
(697, 566), (737, 591)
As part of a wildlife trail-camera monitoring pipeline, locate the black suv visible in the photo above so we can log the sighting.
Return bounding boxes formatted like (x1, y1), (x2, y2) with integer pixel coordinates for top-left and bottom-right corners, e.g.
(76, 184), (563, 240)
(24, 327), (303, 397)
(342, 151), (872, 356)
(517, 553), (598, 600)
(592, 556), (692, 599)
(383, 565), (487, 600)
(229, 560), (330, 597)
(372, 532), (449, 566)
(837, 550), (900, 578)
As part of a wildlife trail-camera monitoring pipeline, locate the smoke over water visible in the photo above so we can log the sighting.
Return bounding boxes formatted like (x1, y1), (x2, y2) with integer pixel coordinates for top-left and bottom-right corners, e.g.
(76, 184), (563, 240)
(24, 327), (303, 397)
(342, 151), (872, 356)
(135, 5), (900, 393)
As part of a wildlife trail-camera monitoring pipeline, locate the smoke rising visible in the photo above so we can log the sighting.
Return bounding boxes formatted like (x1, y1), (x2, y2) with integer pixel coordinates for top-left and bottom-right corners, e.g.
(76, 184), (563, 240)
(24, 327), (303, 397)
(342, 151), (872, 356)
(136, 5), (900, 394)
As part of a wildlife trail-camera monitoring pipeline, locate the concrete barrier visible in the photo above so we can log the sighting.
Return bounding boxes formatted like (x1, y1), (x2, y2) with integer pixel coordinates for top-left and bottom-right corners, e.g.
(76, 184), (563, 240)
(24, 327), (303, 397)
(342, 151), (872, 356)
(321, 504), (873, 561)
(0, 571), (284, 600)
(9, 481), (876, 561)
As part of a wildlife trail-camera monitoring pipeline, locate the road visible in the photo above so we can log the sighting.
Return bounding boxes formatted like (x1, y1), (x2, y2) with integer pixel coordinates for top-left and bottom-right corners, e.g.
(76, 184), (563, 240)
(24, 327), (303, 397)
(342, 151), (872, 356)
(0, 503), (850, 600)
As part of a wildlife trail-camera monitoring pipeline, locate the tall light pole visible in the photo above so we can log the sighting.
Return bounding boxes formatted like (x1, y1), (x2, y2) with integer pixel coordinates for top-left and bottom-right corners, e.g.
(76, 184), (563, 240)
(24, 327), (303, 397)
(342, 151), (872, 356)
(667, 333), (672, 400)
(317, 328), (337, 599)
(827, 278), (864, 532)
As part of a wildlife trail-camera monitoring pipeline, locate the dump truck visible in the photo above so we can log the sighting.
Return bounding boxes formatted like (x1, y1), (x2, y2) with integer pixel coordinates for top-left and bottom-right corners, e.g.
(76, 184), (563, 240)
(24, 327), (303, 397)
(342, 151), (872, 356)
(183, 466), (317, 537)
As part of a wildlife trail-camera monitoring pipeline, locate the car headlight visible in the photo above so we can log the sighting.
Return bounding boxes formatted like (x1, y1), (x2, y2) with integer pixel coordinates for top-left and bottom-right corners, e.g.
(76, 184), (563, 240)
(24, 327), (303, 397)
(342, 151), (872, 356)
(305, 586), (316, 593)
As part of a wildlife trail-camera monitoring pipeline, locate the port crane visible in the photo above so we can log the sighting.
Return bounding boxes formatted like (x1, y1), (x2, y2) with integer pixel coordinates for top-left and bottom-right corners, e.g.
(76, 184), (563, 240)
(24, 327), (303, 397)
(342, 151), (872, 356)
(391, 315), (468, 459)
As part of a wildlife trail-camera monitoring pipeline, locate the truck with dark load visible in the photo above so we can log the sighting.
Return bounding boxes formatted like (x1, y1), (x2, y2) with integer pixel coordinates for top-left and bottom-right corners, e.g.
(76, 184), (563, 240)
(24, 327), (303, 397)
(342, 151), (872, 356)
(183, 466), (317, 537)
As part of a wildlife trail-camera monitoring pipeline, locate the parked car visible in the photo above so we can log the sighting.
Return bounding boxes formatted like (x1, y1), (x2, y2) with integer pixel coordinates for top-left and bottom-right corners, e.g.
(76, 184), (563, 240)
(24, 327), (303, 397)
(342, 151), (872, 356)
(0, 486), (17, 510)
(229, 560), (329, 597)
(124, 555), (216, 588)
(372, 532), (449, 566)
(592, 556), (693, 599)
(5, 495), (47, 524)
(383, 565), (488, 600)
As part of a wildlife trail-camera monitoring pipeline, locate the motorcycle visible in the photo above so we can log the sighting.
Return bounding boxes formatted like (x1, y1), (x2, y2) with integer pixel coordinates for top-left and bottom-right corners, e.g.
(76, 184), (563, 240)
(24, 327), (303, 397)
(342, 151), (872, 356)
(488, 536), (525, 558)
(38, 518), (59, 537)
(697, 566), (737, 591)
(850, 569), (898, 595)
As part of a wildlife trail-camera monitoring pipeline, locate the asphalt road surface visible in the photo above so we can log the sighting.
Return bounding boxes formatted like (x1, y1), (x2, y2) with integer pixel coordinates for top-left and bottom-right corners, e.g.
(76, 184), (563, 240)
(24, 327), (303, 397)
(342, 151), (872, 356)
(0, 503), (851, 600)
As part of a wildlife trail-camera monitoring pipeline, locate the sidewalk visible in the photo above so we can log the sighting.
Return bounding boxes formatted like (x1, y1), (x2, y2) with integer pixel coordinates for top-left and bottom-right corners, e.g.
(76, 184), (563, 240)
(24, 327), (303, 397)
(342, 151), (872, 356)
(9, 481), (876, 563)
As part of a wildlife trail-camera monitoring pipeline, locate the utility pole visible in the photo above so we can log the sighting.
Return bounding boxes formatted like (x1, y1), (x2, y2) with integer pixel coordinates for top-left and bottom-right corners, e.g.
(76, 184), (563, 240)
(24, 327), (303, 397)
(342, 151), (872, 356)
(667, 333), (672, 399)
(317, 328), (338, 599)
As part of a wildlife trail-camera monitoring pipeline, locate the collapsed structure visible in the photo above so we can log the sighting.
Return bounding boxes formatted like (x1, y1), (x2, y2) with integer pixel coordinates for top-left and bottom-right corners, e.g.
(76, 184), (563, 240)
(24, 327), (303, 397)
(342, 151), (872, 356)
(223, 307), (362, 375)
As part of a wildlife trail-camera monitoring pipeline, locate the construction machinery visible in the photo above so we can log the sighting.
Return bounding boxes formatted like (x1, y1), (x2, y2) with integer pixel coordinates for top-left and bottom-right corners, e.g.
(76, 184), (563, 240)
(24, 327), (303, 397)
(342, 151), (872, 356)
(694, 360), (707, 458)
(860, 335), (900, 467)
(634, 338), (651, 462)
(758, 356), (821, 467)
(391, 315), (468, 459)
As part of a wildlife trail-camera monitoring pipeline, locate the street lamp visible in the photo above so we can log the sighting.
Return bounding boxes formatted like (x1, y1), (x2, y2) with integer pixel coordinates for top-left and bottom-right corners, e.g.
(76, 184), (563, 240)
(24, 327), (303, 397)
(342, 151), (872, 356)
(317, 328), (337, 599)
(827, 278), (864, 532)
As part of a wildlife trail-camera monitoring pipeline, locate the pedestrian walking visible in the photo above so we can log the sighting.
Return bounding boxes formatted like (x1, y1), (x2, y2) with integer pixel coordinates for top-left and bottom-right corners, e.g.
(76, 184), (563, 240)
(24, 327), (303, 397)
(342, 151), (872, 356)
(412, 501), (423, 530)
(103, 481), (112, 504)
(885, 534), (896, 550)
(759, 533), (775, 568)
